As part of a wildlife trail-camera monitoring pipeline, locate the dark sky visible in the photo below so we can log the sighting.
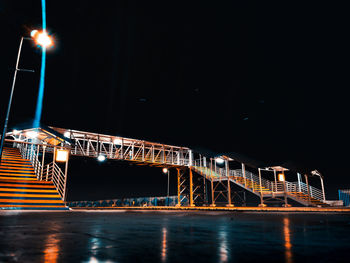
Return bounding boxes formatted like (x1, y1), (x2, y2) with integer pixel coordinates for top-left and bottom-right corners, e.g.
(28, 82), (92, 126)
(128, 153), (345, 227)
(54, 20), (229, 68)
(0, 1), (348, 200)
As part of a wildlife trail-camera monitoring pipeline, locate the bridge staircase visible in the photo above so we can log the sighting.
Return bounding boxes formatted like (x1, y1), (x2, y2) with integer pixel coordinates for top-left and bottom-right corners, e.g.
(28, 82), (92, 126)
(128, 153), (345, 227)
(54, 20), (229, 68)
(0, 147), (68, 210)
(192, 165), (329, 207)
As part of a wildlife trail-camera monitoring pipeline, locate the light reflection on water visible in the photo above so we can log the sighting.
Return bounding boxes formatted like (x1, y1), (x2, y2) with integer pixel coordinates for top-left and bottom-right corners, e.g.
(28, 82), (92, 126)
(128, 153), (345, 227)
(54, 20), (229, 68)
(218, 226), (229, 263)
(43, 232), (60, 263)
(0, 212), (349, 263)
(283, 217), (293, 263)
(161, 227), (167, 262)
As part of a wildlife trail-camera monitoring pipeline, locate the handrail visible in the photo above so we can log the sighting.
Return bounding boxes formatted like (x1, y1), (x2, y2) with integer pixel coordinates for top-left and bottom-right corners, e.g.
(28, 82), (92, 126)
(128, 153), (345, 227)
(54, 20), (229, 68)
(192, 166), (325, 203)
(17, 142), (42, 180)
(42, 162), (66, 199)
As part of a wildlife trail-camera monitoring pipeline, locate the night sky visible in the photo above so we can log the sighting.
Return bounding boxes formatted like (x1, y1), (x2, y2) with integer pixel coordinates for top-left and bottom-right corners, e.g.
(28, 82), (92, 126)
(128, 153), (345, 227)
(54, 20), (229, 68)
(0, 1), (348, 201)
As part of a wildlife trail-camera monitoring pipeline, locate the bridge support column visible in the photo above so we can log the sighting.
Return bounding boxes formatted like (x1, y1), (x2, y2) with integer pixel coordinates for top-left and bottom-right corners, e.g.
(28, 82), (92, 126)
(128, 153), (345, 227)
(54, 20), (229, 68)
(242, 163), (246, 188)
(189, 168), (195, 207)
(258, 168), (266, 207)
(210, 158), (215, 207)
(176, 168), (181, 207)
(226, 160), (233, 207)
(282, 179), (290, 207)
(304, 174), (311, 205)
(273, 170), (277, 192)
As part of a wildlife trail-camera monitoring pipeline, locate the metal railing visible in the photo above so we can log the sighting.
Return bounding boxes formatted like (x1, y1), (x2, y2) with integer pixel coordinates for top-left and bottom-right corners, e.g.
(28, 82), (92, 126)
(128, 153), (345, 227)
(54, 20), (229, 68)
(192, 165), (325, 204)
(338, 190), (350, 207)
(17, 142), (42, 180)
(42, 162), (66, 199)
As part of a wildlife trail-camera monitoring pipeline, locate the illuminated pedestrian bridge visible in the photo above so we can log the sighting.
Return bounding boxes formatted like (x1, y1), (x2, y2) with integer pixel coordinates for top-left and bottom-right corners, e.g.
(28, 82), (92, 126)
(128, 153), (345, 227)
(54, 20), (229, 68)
(0, 125), (330, 210)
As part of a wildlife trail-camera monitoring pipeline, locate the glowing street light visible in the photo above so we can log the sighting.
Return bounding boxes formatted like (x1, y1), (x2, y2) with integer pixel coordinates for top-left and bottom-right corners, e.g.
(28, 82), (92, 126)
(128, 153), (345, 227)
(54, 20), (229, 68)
(55, 149), (69, 162)
(0, 30), (53, 160)
(31, 30), (53, 48)
(97, 154), (106, 162)
(215, 157), (225, 164)
(162, 168), (170, 199)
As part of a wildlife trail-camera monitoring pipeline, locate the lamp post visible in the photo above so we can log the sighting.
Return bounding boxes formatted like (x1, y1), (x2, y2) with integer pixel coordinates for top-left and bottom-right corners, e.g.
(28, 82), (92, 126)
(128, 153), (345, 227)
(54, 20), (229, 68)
(163, 168), (170, 205)
(0, 30), (53, 161)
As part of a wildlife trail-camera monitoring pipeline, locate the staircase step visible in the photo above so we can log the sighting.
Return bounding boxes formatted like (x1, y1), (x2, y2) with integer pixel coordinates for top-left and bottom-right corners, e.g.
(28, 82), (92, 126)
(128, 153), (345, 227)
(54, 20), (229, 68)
(0, 147), (67, 210)
(0, 193), (61, 198)
(0, 199), (65, 204)
(0, 187), (57, 193)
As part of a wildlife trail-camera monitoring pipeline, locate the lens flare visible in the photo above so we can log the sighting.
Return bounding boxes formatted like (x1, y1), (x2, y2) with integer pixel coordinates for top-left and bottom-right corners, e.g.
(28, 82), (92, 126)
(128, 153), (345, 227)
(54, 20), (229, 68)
(35, 31), (53, 48)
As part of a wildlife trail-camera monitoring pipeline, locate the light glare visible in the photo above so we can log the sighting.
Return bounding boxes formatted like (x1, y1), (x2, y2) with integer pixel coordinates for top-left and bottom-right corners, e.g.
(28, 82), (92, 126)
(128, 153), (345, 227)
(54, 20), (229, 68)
(34, 31), (53, 48)
(64, 131), (70, 138)
(30, 30), (38, 37)
(113, 138), (122, 145)
(97, 155), (106, 162)
(26, 131), (38, 138)
(12, 129), (20, 135)
(278, 173), (285, 182)
(215, 157), (225, 164)
(55, 149), (69, 162)
(162, 168), (168, 174)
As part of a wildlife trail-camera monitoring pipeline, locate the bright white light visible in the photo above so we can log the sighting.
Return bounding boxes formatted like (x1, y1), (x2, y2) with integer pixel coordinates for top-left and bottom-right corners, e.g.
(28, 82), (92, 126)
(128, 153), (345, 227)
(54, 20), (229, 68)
(162, 168), (168, 174)
(97, 155), (106, 162)
(30, 30), (38, 37)
(55, 149), (69, 162)
(12, 129), (20, 135)
(113, 138), (122, 145)
(26, 131), (38, 138)
(64, 131), (71, 138)
(278, 173), (285, 182)
(34, 31), (53, 48)
(215, 157), (225, 164)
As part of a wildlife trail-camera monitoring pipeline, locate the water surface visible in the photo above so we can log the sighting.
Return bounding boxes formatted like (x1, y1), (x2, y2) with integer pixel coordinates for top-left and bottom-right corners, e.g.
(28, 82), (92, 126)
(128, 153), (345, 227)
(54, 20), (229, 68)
(0, 211), (349, 262)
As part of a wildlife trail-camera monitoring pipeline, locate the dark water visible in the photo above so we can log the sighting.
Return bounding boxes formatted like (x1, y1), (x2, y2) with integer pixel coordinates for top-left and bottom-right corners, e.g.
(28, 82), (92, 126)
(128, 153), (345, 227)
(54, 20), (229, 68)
(0, 211), (350, 263)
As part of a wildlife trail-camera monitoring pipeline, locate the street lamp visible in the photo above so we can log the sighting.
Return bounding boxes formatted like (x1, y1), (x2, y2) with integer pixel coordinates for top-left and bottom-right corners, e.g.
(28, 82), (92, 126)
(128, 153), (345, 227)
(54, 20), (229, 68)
(0, 30), (53, 161)
(163, 168), (170, 202)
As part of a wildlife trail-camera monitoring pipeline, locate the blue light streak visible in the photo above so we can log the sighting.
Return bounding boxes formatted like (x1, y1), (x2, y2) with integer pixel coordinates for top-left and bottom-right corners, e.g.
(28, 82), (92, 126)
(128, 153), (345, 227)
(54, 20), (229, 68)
(33, 0), (47, 128)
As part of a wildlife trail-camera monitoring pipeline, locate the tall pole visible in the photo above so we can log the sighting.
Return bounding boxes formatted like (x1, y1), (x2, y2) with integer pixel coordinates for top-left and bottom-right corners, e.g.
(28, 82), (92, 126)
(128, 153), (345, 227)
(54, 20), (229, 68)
(0, 37), (24, 161)
(167, 170), (170, 198)
(189, 168), (194, 206)
(242, 163), (247, 187)
(258, 168), (265, 206)
(304, 174), (311, 204)
(226, 159), (233, 206)
(320, 176), (326, 202)
(177, 169), (181, 206)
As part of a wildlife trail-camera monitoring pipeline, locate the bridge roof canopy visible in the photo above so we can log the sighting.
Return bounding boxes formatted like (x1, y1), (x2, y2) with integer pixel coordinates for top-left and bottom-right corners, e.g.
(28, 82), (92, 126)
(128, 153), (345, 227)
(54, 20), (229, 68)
(7, 123), (71, 147)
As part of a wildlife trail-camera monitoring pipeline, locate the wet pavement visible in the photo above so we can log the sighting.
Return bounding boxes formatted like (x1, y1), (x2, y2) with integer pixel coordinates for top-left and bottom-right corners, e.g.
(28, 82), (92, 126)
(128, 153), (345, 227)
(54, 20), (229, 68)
(0, 210), (350, 262)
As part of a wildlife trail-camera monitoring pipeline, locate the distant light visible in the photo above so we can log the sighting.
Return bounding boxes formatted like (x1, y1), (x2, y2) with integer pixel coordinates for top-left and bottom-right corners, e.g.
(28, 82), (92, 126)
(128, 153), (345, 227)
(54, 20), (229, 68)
(55, 149), (69, 162)
(215, 158), (225, 164)
(12, 129), (20, 135)
(64, 131), (71, 138)
(278, 173), (285, 182)
(26, 131), (38, 138)
(33, 31), (53, 48)
(162, 168), (168, 174)
(113, 138), (122, 145)
(97, 154), (106, 162)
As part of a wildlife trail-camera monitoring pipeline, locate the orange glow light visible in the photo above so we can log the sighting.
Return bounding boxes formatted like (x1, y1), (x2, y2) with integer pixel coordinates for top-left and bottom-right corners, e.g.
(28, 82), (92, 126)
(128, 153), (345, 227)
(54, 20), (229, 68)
(32, 30), (53, 48)
(278, 173), (285, 182)
(55, 149), (69, 162)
